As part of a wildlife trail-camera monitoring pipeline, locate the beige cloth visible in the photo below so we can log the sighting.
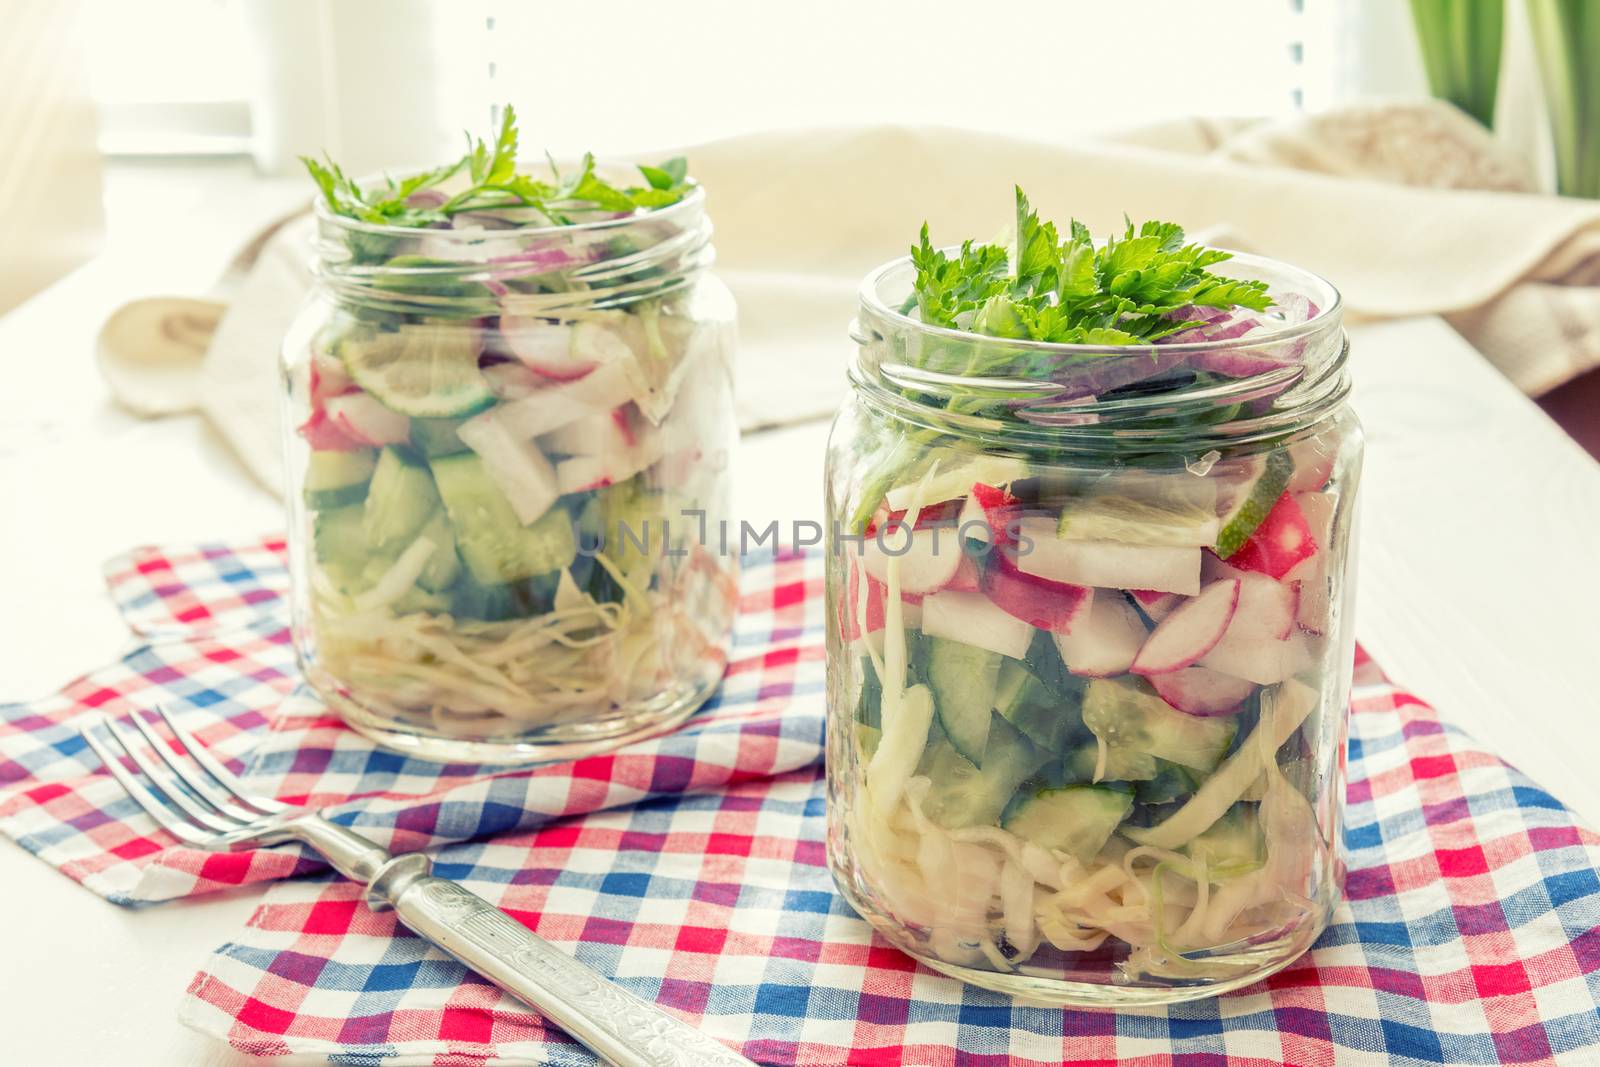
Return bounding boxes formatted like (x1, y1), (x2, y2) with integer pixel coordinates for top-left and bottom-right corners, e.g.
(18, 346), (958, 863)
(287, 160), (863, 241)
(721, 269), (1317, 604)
(100, 104), (1600, 492)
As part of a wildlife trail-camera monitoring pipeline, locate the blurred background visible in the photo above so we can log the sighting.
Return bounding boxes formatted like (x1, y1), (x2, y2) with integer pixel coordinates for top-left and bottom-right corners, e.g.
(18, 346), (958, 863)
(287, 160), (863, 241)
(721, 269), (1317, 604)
(2, 0), (1596, 448)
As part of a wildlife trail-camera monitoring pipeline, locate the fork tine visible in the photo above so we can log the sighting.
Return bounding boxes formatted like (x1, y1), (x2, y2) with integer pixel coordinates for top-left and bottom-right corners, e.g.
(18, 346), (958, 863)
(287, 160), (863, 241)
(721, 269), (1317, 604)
(81, 722), (213, 846)
(127, 712), (262, 823)
(103, 718), (241, 835)
(155, 704), (288, 815)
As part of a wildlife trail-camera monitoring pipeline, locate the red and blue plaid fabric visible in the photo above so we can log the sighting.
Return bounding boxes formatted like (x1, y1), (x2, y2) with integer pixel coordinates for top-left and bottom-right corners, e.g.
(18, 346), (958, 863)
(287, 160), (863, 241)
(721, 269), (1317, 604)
(4, 540), (1600, 1064)
(0, 538), (822, 904)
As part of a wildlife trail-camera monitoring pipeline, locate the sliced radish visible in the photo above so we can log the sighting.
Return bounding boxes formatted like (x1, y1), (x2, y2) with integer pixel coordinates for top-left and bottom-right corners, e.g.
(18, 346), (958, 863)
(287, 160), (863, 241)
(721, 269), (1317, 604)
(859, 522), (965, 595)
(946, 554), (982, 593)
(481, 359), (543, 400)
(1148, 666), (1257, 716)
(1015, 517), (1200, 595)
(1053, 592), (1148, 677)
(957, 493), (992, 544)
(840, 563), (886, 642)
(922, 590), (1034, 660)
(501, 318), (596, 381)
(482, 361), (637, 440)
(1226, 573), (1298, 641)
(971, 483), (1022, 541)
(1199, 631), (1312, 686)
(297, 408), (366, 452)
(457, 414), (560, 524)
(981, 550), (1092, 634)
(324, 393), (411, 446)
(1128, 588), (1183, 622)
(1131, 578), (1239, 675)
(310, 353), (357, 404)
(1287, 437), (1336, 493)
(553, 426), (665, 494)
(540, 407), (634, 458)
(1283, 491), (1336, 633)
(1227, 493), (1317, 580)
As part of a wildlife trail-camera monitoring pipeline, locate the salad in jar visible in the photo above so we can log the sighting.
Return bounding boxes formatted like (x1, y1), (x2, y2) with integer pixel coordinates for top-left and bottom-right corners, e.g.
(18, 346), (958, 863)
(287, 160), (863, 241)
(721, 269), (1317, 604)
(826, 190), (1359, 1001)
(284, 108), (737, 759)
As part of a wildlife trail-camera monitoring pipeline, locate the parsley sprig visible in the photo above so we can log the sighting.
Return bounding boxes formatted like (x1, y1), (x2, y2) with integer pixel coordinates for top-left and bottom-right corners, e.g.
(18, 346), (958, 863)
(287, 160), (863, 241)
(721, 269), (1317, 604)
(908, 189), (1271, 345)
(302, 105), (691, 228)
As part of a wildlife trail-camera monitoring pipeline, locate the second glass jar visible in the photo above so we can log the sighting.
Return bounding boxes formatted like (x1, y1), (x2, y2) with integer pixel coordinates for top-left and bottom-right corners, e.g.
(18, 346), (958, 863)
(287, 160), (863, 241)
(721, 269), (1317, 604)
(282, 180), (737, 763)
(825, 253), (1360, 1005)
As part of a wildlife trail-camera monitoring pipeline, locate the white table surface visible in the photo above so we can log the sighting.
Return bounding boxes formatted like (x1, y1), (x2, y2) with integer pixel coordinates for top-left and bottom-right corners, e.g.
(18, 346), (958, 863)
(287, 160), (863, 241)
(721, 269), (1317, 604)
(3, 164), (1600, 1066)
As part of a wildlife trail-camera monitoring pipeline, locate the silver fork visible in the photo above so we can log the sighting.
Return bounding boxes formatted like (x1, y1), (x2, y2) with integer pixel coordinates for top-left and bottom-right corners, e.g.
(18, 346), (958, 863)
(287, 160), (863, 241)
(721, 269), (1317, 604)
(82, 706), (755, 1067)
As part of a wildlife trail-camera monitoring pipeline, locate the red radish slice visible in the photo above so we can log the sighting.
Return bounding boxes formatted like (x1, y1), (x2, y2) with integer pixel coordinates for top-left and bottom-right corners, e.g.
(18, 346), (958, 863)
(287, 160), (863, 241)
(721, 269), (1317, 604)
(1128, 588), (1183, 622)
(1283, 491), (1336, 633)
(1227, 493), (1317, 580)
(1199, 631), (1312, 685)
(946, 554), (982, 593)
(1053, 592), (1148, 677)
(611, 407), (638, 448)
(922, 590), (1034, 660)
(860, 523), (965, 595)
(1148, 666), (1257, 716)
(1226, 573), (1298, 641)
(553, 426), (665, 494)
(840, 563), (886, 642)
(971, 483), (1022, 543)
(297, 408), (366, 451)
(541, 408), (633, 457)
(500, 318), (595, 381)
(310, 354), (357, 403)
(324, 393), (411, 446)
(1287, 437), (1336, 493)
(1015, 517), (1201, 595)
(981, 549), (1092, 634)
(1131, 578), (1239, 675)
(957, 493), (992, 544)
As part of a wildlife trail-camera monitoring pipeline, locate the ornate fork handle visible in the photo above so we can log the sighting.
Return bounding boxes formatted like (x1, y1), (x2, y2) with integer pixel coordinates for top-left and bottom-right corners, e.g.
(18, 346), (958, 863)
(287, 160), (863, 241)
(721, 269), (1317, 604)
(362, 851), (755, 1067)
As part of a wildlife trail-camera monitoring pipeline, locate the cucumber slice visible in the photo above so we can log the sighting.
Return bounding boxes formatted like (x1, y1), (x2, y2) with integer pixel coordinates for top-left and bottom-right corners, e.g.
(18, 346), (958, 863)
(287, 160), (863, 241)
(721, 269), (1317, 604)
(1214, 449), (1292, 558)
(431, 452), (577, 584)
(304, 449), (376, 510)
(854, 657), (883, 729)
(449, 571), (561, 621)
(995, 661), (1079, 753)
(1188, 803), (1263, 867)
(312, 504), (375, 583)
(1001, 785), (1133, 862)
(919, 713), (1049, 830)
(1082, 678), (1237, 773)
(415, 511), (462, 592)
(363, 447), (442, 551)
(1063, 742), (1158, 783)
(338, 323), (494, 418)
(923, 637), (1004, 764)
(409, 417), (471, 458)
(1135, 759), (1201, 805)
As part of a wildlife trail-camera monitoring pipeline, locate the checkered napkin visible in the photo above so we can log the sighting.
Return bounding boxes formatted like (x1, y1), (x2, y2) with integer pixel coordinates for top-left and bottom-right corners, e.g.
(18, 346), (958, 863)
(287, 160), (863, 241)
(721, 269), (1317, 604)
(0, 537), (823, 904)
(173, 655), (1600, 1067)
(5, 542), (1600, 1065)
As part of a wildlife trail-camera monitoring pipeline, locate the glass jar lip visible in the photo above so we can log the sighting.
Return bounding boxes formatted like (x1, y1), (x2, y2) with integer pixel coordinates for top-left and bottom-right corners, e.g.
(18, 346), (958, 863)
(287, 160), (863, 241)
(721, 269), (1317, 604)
(310, 173), (707, 241)
(855, 248), (1342, 356)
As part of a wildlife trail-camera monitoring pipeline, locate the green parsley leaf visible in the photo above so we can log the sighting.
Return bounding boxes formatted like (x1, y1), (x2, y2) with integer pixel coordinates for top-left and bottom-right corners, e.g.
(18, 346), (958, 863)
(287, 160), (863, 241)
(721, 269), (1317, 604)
(908, 189), (1274, 346)
(303, 105), (694, 230)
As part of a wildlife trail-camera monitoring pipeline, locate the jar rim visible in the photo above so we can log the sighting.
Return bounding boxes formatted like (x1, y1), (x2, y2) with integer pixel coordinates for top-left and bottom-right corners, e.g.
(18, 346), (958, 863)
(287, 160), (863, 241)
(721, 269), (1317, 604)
(855, 248), (1342, 357)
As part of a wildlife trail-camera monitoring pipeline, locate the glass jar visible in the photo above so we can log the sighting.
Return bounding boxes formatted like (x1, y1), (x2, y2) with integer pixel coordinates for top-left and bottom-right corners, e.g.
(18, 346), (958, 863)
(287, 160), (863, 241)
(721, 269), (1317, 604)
(824, 252), (1360, 1005)
(281, 180), (737, 763)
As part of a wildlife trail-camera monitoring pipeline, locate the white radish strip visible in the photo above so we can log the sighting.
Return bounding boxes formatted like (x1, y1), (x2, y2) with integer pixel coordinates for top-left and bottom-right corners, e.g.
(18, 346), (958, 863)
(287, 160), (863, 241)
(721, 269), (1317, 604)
(1199, 631), (1311, 686)
(1015, 517), (1200, 595)
(482, 360), (636, 440)
(352, 536), (436, 613)
(324, 393), (410, 446)
(456, 415), (560, 525)
(1131, 578), (1239, 675)
(1053, 592), (1147, 677)
(921, 590), (1035, 660)
(1147, 666), (1257, 716)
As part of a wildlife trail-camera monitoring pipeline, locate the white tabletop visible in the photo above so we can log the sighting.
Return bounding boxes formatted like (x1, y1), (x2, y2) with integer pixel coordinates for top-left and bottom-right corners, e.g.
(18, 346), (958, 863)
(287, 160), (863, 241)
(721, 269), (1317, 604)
(3, 166), (1599, 1066)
